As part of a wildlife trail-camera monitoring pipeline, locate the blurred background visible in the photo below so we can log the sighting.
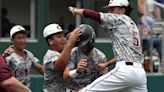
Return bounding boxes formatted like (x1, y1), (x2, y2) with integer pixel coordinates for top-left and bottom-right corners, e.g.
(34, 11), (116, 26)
(0, 0), (164, 92)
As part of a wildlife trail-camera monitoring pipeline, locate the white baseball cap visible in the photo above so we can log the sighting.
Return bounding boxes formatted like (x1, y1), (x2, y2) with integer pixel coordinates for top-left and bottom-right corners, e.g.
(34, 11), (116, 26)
(43, 23), (63, 38)
(10, 25), (26, 38)
(104, 0), (129, 8)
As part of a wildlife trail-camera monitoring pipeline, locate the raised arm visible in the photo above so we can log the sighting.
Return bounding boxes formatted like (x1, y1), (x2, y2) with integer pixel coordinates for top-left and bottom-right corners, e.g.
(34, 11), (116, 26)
(54, 28), (81, 71)
(68, 7), (101, 23)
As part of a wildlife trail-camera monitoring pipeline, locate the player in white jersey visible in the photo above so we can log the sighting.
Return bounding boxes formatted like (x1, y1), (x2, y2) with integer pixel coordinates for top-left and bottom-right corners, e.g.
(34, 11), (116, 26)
(4, 25), (44, 87)
(64, 24), (109, 92)
(43, 23), (81, 92)
(68, 0), (147, 92)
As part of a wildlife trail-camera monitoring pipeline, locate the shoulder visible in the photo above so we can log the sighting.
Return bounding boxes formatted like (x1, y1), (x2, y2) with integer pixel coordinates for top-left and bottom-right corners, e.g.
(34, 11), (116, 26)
(43, 50), (60, 64)
(45, 50), (60, 57)
(0, 56), (12, 83)
(0, 56), (6, 66)
(71, 47), (78, 54)
(94, 48), (105, 54)
(25, 49), (34, 57)
(0, 55), (4, 61)
(93, 48), (106, 57)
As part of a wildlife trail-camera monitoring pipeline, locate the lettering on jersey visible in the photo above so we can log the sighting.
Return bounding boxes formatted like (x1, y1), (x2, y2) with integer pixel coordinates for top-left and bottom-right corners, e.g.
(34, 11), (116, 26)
(133, 31), (139, 46)
(131, 22), (139, 46)
(81, 67), (97, 76)
(14, 68), (29, 77)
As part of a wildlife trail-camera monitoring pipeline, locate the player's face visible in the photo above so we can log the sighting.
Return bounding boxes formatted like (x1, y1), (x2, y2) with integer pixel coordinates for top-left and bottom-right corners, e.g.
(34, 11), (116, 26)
(11, 33), (26, 50)
(50, 32), (67, 52)
(80, 42), (93, 54)
(108, 7), (125, 14)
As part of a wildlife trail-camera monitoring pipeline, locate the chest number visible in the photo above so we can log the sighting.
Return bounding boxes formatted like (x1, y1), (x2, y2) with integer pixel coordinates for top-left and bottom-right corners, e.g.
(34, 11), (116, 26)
(133, 31), (139, 46)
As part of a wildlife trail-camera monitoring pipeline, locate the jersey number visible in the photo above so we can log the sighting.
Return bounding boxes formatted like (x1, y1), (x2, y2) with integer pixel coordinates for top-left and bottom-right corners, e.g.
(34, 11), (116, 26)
(133, 31), (139, 46)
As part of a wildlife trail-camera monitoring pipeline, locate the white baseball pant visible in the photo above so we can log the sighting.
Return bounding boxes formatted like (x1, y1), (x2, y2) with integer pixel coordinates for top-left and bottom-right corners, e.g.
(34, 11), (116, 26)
(79, 61), (148, 92)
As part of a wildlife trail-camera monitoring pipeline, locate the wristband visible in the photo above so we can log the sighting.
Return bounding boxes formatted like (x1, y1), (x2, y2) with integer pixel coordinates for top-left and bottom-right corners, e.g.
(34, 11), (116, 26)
(69, 69), (79, 78)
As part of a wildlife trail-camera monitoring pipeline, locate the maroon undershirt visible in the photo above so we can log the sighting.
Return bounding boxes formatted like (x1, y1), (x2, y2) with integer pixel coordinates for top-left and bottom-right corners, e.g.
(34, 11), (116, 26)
(83, 9), (101, 24)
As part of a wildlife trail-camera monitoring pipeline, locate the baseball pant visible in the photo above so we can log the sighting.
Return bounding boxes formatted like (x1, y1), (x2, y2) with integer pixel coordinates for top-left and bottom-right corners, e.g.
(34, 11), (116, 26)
(79, 61), (148, 92)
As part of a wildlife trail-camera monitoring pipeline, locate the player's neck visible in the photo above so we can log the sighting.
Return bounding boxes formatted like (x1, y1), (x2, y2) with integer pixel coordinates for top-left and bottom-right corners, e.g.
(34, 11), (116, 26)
(14, 48), (26, 58)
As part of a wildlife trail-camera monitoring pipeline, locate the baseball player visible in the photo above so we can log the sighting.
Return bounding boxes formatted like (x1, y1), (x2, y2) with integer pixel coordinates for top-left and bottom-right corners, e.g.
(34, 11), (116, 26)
(64, 24), (109, 92)
(68, 0), (148, 92)
(43, 23), (81, 92)
(4, 25), (44, 87)
(0, 55), (32, 92)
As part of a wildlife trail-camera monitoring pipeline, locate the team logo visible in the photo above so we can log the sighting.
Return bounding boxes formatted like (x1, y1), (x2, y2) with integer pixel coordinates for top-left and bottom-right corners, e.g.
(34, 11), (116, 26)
(109, 0), (113, 4)
(18, 26), (24, 31)
(57, 25), (62, 29)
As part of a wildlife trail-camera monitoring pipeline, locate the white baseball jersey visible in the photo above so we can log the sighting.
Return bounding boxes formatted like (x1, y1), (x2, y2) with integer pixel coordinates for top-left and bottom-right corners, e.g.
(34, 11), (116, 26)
(5, 49), (39, 87)
(100, 12), (144, 63)
(43, 49), (67, 92)
(80, 13), (147, 92)
(67, 47), (107, 90)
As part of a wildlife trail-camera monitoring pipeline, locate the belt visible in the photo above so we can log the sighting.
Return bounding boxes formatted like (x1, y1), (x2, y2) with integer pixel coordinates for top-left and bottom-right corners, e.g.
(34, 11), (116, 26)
(125, 62), (133, 65)
(116, 61), (143, 68)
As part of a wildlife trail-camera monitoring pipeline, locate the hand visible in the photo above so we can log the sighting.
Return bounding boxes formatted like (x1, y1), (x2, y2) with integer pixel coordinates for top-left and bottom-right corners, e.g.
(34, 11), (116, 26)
(2, 47), (14, 57)
(76, 59), (87, 73)
(96, 63), (107, 71)
(68, 6), (84, 16)
(67, 27), (81, 45)
(68, 6), (75, 14)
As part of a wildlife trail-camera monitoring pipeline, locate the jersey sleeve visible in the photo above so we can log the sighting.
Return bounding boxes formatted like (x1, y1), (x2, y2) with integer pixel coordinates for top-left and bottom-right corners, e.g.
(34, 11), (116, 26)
(94, 48), (107, 64)
(100, 12), (118, 30)
(0, 56), (12, 83)
(67, 48), (78, 69)
(5, 56), (11, 65)
(32, 57), (40, 66)
(44, 54), (59, 70)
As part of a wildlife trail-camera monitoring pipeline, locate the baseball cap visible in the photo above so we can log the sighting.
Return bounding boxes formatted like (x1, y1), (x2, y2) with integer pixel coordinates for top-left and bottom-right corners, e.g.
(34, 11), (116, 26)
(43, 23), (63, 38)
(10, 25), (26, 38)
(104, 0), (129, 8)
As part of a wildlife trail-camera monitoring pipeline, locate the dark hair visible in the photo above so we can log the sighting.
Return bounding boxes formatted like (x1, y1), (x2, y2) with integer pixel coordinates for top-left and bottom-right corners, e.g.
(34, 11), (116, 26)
(125, 5), (133, 16)
(45, 34), (54, 46)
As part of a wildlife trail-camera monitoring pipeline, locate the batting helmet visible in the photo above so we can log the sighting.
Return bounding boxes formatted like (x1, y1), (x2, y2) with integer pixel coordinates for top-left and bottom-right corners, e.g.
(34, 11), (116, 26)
(104, 0), (129, 8)
(76, 24), (96, 47)
(43, 23), (63, 38)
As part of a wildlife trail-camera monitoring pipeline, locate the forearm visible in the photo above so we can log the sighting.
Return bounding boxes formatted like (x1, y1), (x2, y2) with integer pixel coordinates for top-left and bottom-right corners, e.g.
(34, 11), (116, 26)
(35, 64), (44, 75)
(106, 58), (116, 66)
(70, 7), (101, 23)
(63, 67), (72, 80)
(55, 42), (73, 70)
(1, 77), (31, 92)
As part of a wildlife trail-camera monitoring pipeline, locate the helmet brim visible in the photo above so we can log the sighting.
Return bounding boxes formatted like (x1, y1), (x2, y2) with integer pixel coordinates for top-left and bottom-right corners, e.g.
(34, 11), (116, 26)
(77, 39), (90, 48)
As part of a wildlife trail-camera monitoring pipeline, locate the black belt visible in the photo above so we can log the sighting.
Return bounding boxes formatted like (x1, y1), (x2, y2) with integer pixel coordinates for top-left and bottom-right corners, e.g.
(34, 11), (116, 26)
(125, 62), (133, 65)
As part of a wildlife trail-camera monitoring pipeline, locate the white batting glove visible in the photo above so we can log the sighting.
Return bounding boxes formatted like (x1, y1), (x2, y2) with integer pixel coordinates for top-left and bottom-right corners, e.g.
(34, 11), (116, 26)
(68, 6), (76, 14)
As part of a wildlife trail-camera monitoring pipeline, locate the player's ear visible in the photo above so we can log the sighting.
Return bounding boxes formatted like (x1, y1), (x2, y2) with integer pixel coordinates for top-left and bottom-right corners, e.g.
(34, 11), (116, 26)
(11, 38), (14, 44)
(48, 39), (53, 45)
